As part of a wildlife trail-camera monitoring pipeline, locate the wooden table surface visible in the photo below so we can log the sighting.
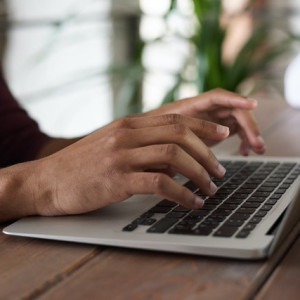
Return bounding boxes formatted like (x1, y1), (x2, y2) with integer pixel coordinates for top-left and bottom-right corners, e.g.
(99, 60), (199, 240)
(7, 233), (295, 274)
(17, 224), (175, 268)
(1, 88), (300, 300)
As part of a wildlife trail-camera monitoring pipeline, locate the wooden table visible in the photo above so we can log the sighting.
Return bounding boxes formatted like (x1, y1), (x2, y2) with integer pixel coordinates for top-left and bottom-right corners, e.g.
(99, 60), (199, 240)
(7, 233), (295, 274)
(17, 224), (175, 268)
(1, 88), (300, 300)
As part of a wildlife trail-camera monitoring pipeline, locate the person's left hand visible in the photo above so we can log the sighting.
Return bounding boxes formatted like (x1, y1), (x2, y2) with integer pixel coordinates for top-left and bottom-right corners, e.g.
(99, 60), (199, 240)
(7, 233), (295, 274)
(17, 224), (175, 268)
(144, 88), (265, 156)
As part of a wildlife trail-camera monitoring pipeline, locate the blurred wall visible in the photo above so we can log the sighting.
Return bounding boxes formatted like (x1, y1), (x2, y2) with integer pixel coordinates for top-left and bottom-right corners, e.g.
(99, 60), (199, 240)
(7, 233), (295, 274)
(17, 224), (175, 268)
(2, 0), (139, 138)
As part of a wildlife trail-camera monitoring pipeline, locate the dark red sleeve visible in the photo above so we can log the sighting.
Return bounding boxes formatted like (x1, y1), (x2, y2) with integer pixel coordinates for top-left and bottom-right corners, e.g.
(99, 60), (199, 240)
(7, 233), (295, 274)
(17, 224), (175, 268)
(0, 72), (51, 167)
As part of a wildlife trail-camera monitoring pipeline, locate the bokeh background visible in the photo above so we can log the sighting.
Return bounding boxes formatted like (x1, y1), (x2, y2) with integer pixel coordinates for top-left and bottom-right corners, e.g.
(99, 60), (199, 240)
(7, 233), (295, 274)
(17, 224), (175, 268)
(1, 0), (300, 137)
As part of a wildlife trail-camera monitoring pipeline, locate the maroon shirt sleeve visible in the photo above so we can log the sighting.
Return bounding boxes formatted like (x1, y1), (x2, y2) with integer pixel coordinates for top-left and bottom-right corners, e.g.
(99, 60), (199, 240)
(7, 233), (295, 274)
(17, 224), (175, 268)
(0, 72), (50, 167)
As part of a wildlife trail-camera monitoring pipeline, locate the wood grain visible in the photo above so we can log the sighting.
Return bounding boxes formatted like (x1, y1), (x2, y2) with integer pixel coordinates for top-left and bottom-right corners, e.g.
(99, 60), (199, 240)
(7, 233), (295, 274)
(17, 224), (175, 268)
(37, 248), (264, 300)
(0, 225), (100, 300)
(255, 236), (300, 300)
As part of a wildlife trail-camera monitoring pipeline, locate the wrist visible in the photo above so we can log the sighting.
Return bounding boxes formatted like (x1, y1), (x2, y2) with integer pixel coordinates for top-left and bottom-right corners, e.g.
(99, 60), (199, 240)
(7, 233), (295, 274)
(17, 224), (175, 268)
(0, 161), (39, 222)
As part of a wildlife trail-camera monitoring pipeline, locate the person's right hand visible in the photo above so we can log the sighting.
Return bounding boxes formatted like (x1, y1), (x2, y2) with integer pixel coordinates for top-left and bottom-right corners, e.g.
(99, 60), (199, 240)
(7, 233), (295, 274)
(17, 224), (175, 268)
(34, 114), (229, 217)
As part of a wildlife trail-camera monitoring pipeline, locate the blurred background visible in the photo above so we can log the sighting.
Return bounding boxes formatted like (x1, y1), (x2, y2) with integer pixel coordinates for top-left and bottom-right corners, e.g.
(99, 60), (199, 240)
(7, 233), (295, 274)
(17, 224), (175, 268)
(0, 0), (300, 137)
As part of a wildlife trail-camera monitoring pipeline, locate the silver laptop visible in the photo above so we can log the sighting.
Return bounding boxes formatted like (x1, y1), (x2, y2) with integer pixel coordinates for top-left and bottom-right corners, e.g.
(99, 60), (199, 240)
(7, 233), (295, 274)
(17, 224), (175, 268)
(3, 156), (300, 259)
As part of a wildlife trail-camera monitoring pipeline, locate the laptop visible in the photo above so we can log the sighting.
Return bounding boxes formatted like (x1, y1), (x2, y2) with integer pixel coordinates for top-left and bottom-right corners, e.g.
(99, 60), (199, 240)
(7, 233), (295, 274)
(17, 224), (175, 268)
(3, 155), (300, 259)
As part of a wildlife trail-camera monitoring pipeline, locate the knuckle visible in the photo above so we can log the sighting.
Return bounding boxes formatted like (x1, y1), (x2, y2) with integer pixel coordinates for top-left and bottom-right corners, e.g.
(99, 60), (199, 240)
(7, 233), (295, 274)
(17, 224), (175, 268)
(106, 129), (127, 149)
(212, 87), (225, 93)
(114, 117), (130, 129)
(151, 173), (167, 192)
(163, 113), (182, 124)
(198, 120), (206, 131)
(207, 149), (217, 163)
(160, 144), (179, 159)
(197, 165), (207, 178)
(171, 123), (188, 136)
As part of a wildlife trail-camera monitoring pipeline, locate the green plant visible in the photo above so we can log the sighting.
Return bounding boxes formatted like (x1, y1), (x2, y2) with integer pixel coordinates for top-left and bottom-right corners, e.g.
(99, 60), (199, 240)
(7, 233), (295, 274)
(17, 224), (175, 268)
(161, 0), (296, 104)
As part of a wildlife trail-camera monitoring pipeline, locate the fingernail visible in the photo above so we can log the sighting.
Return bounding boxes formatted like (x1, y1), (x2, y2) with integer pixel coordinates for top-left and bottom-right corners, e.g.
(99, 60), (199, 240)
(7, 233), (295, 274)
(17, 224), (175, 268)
(218, 164), (226, 176)
(257, 135), (265, 146)
(247, 98), (258, 105)
(194, 196), (204, 208)
(217, 125), (230, 136)
(210, 181), (218, 194)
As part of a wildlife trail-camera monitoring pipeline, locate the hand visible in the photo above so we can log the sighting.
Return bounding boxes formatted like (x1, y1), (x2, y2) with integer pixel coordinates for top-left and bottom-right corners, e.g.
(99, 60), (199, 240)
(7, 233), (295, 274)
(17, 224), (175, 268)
(33, 114), (229, 217)
(145, 88), (265, 156)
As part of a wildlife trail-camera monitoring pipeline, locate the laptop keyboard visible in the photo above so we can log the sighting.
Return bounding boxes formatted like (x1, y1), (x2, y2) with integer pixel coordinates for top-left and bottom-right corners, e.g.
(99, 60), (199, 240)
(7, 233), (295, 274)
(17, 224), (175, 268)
(122, 160), (300, 238)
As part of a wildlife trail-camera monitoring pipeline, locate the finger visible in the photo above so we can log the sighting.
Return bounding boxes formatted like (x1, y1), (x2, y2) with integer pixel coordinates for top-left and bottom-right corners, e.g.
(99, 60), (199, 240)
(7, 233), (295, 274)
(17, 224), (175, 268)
(125, 126), (226, 178)
(151, 167), (178, 178)
(127, 172), (205, 209)
(233, 110), (266, 153)
(239, 133), (250, 156)
(207, 108), (234, 120)
(146, 165), (177, 177)
(192, 88), (258, 111)
(127, 144), (218, 196)
(124, 114), (230, 140)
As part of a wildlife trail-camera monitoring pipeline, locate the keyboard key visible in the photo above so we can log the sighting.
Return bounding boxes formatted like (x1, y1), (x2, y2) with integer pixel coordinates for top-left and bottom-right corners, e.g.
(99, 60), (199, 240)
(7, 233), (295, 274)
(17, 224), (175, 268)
(205, 199), (222, 205)
(279, 184), (291, 189)
(275, 189), (287, 194)
(260, 204), (273, 211)
(242, 202), (261, 209)
(255, 210), (268, 218)
(218, 203), (239, 210)
(217, 187), (235, 195)
(140, 212), (154, 218)
(266, 199), (277, 205)
(224, 198), (244, 204)
(141, 218), (157, 226)
(242, 223), (256, 231)
(242, 183), (260, 189)
(284, 179), (294, 184)
(193, 226), (213, 236)
(248, 216), (263, 224)
(173, 206), (191, 212)
(257, 187), (275, 192)
(201, 220), (220, 228)
(261, 182), (278, 187)
(180, 218), (199, 225)
(246, 196), (266, 203)
(132, 217), (146, 225)
(147, 218), (178, 233)
(122, 223), (138, 232)
(206, 215), (226, 223)
(184, 181), (198, 192)
(156, 200), (177, 207)
(169, 226), (194, 235)
(201, 204), (217, 210)
(184, 215), (204, 222)
(214, 226), (239, 237)
(231, 193), (249, 199)
(149, 206), (172, 214)
(270, 194), (282, 200)
(231, 213), (251, 220)
(224, 219), (244, 227)
(236, 230), (250, 238)
(237, 188), (254, 194)
(166, 212), (187, 219)
(253, 191), (272, 197)
(213, 208), (232, 216)
(236, 207), (256, 214)
(188, 208), (210, 217)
